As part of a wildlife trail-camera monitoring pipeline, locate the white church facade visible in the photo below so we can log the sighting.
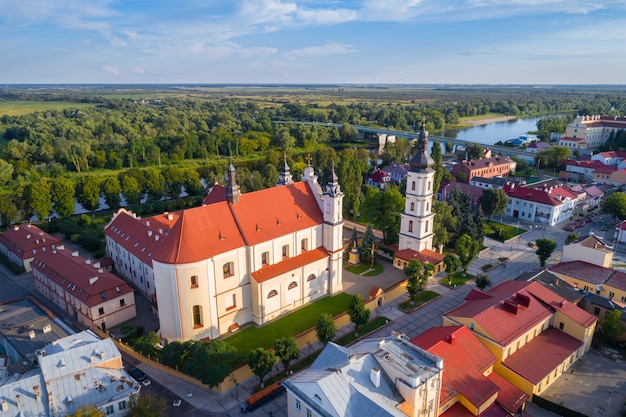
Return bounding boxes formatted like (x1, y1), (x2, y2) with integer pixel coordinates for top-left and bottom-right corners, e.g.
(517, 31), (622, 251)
(104, 160), (344, 343)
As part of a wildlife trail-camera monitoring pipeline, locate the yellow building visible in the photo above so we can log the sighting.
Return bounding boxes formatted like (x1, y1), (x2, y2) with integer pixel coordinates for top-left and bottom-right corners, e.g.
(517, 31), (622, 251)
(442, 281), (597, 397)
(551, 260), (626, 305)
(560, 235), (613, 268)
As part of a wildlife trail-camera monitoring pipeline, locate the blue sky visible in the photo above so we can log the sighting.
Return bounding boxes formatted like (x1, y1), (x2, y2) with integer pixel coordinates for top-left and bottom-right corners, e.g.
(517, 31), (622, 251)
(2, 0), (626, 84)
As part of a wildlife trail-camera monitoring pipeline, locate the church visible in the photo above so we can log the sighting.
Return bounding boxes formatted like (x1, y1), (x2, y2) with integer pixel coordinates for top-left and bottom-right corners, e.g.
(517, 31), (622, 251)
(104, 159), (344, 343)
(393, 124), (445, 272)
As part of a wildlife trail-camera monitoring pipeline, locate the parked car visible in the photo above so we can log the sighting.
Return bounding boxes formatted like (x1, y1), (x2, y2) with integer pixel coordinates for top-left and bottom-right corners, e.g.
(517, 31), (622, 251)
(128, 367), (146, 382)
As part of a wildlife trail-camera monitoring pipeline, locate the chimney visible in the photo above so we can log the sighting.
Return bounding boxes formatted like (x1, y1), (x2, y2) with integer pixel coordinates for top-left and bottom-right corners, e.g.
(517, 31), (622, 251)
(370, 367), (381, 388)
(89, 277), (98, 285)
(446, 333), (455, 344)
(167, 213), (173, 221)
(72, 251), (79, 257)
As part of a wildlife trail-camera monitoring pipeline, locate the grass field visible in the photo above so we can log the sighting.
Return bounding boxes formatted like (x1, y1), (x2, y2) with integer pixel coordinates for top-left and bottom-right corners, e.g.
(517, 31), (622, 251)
(485, 221), (525, 242)
(222, 293), (352, 356)
(0, 101), (94, 116)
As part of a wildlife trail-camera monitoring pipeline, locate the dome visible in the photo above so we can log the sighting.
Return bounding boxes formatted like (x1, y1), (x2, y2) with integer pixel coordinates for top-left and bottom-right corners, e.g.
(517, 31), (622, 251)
(409, 123), (434, 171)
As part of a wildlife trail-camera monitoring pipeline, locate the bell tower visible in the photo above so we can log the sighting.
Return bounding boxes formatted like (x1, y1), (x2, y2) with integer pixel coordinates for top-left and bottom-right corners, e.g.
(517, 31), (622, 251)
(399, 122), (435, 252)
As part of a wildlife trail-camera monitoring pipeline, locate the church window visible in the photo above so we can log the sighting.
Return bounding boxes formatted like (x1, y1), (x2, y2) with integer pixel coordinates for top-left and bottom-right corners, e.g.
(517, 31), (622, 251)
(190, 275), (199, 288)
(282, 245), (290, 259)
(426, 202), (429, 212)
(425, 221), (429, 232)
(427, 181), (431, 191)
(261, 251), (269, 266)
(410, 202), (415, 211)
(288, 281), (298, 290)
(223, 262), (234, 278)
(408, 221), (413, 233)
(226, 294), (236, 311)
(268, 289), (278, 299)
(192, 305), (203, 328)
(411, 181), (416, 191)
(301, 238), (308, 252)
(307, 274), (316, 282)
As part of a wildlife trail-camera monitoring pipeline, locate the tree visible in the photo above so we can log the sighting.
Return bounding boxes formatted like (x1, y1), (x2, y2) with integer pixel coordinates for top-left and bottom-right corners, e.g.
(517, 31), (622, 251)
(431, 140), (444, 201)
(475, 274), (492, 290)
(0, 158), (14, 186)
(360, 224), (375, 262)
(536, 146), (570, 169)
(248, 347), (276, 387)
(535, 238), (557, 267)
(565, 233), (579, 245)
(51, 176), (76, 218)
(445, 141), (454, 154)
(274, 337), (300, 374)
(67, 405), (105, 417)
(362, 186), (404, 245)
(443, 254), (460, 278)
(76, 176), (101, 212)
(29, 177), (53, 221)
(183, 340), (237, 387)
(0, 195), (19, 227)
(405, 259), (423, 301)
(455, 233), (481, 275)
(316, 313), (336, 346)
(120, 174), (142, 206)
(602, 192), (626, 221)
(127, 393), (167, 417)
(348, 294), (371, 336)
(600, 309), (624, 342)
(433, 201), (456, 248)
(479, 188), (508, 220)
(161, 340), (193, 370)
(102, 176), (122, 210)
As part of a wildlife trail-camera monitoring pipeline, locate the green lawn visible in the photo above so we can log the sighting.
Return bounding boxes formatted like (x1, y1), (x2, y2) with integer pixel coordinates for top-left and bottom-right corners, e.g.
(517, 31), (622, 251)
(345, 262), (383, 276)
(334, 316), (390, 346)
(444, 271), (474, 287)
(485, 221), (525, 242)
(399, 291), (440, 312)
(363, 264), (384, 276)
(223, 293), (352, 355)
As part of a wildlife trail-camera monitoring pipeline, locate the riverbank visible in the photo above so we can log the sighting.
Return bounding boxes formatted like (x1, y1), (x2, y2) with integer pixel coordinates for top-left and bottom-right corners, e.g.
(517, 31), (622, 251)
(462, 115), (517, 127)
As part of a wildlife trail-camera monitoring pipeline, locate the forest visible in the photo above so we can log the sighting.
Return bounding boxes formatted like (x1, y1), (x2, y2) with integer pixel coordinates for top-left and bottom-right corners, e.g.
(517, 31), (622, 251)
(1, 84), (626, 230)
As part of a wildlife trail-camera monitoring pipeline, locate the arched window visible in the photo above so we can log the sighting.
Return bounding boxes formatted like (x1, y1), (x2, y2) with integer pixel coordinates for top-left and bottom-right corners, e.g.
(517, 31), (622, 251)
(411, 181), (416, 191)
(192, 305), (203, 328)
(268, 289), (278, 299)
(427, 181), (431, 191)
(425, 221), (429, 232)
(426, 202), (430, 212)
(282, 245), (289, 259)
(190, 275), (198, 288)
(307, 274), (316, 282)
(408, 221), (413, 233)
(223, 262), (234, 278)
(410, 202), (415, 211)
(288, 281), (298, 290)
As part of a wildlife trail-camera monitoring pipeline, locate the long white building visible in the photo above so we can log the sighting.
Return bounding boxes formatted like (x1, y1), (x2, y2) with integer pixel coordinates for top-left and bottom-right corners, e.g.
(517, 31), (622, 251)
(105, 161), (344, 342)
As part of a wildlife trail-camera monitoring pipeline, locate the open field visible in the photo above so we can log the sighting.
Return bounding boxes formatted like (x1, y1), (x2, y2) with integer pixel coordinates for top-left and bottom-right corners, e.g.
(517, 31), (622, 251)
(0, 101), (94, 116)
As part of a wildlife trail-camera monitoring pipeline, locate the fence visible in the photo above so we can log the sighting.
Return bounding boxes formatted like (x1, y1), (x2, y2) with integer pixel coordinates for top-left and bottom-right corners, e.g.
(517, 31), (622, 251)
(532, 394), (588, 417)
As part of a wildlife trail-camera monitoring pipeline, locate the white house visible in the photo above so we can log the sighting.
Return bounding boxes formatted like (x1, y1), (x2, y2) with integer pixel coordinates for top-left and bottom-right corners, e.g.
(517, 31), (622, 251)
(504, 183), (582, 226)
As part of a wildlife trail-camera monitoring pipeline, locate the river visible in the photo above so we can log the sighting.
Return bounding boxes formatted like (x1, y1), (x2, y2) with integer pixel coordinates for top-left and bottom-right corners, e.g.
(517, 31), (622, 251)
(443, 114), (562, 146)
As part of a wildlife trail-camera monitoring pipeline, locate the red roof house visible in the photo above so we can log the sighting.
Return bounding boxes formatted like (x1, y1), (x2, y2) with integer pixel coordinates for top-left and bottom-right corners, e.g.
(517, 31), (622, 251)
(0, 224), (61, 271)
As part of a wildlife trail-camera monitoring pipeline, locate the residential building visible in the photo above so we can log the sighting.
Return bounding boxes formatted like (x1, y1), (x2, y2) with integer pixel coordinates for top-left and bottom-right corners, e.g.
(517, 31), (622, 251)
(366, 168), (392, 189)
(411, 325), (528, 416)
(561, 234), (613, 268)
(563, 115), (626, 150)
(591, 151), (626, 168)
(382, 163), (410, 184)
(31, 247), (137, 332)
(526, 142), (552, 154)
(394, 123), (445, 272)
(470, 176), (511, 190)
(443, 280), (597, 396)
(557, 137), (587, 151)
(503, 182), (582, 226)
(615, 220), (626, 244)
(451, 156), (515, 183)
(568, 184), (604, 207)
(551, 261), (626, 305)
(0, 330), (140, 417)
(105, 160), (344, 343)
(0, 224), (61, 272)
(514, 270), (583, 306)
(594, 168), (626, 185)
(560, 159), (607, 182)
(438, 181), (483, 207)
(283, 334), (443, 417)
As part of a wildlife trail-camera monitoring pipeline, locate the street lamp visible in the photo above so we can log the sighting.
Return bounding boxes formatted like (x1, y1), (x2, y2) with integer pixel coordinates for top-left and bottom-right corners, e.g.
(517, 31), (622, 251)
(233, 377), (239, 401)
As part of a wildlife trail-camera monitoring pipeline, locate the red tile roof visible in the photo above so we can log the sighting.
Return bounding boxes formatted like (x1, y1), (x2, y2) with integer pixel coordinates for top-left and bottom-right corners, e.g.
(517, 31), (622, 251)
(444, 281), (555, 346)
(150, 201), (246, 264)
(501, 328), (583, 384)
(486, 372), (528, 413)
(411, 326), (498, 407)
(366, 168), (391, 184)
(202, 184), (227, 205)
(394, 248), (445, 265)
(559, 137), (584, 142)
(524, 280), (597, 328)
(440, 402), (510, 417)
(551, 260), (626, 294)
(107, 181), (324, 265)
(32, 248), (133, 307)
(595, 151), (626, 159)
(503, 183), (578, 207)
(251, 247), (328, 283)
(230, 181), (323, 245)
(0, 224), (60, 260)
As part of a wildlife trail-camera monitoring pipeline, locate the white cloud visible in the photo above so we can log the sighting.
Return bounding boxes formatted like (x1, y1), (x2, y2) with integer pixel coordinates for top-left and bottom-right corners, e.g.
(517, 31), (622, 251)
(102, 65), (119, 75)
(131, 67), (144, 74)
(285, 41), (355, 59)
(101, 30), (126, 47)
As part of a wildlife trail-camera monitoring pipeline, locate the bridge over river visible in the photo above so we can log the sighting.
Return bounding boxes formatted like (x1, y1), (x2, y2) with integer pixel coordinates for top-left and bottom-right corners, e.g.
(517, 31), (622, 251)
(274, 121), (538, 160)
